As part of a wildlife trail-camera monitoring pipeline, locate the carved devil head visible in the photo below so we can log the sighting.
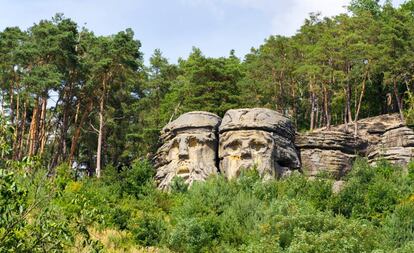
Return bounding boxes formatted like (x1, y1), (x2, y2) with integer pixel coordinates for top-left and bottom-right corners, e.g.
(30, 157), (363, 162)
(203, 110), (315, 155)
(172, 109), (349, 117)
(218, 108), (300, 179)
(154, 111), (221, 190)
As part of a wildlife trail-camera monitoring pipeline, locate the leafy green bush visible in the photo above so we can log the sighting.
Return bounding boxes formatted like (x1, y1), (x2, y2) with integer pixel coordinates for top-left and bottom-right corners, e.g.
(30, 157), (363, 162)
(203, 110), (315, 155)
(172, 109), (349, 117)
(332, 159), (412, 222)
(130, 213), (167, 246)
(0, 169), (71, 252)
(384, 201), (414, 248)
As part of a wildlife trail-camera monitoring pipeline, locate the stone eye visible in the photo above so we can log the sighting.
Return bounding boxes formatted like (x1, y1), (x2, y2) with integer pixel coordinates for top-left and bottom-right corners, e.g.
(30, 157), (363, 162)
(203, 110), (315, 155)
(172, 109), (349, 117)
(226, 141), (240, 151)
(171, 141), (179, 149)
(251, 141), (266, 151)
(188, 138), (198, 147)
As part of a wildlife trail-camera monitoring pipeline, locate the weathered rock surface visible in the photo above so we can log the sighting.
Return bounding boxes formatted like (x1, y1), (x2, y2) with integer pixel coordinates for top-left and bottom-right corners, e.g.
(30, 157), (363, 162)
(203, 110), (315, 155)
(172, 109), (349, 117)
(297, 114), (414, 178)
(154, 111), (221, 190)
(154, 110), (414, 188)
(296, 131), (366, 178)
(219, 108), (300, 179)
(368, 126), (414, 167)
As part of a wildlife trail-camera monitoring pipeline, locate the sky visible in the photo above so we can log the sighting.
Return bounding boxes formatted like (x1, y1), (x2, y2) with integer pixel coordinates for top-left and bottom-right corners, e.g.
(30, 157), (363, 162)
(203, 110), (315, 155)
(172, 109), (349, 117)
(0, 0), (406, 63)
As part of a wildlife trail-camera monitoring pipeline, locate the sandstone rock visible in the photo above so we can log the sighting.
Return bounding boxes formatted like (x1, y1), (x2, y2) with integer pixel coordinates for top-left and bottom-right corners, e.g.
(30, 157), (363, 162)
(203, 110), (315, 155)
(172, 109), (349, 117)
(298, 114), (414, 178)
(155, 110), (414, 187)
(368, 126), (414, 167)
(328, 114), (404, 147)
(219, 108), (295, 140)
(154, 111), (221, 190)
(332, 114), (414, 167)
(296, 131), (367, 154)
(296, 131), (366, 179)
(218, 108), (300, 179)
(160, 111), (222, 141)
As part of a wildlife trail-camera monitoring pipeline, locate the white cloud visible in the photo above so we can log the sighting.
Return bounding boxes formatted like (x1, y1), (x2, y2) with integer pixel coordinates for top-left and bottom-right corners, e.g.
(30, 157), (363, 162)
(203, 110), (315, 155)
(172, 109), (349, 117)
(178, 0), (350, 35)
(271, 0), (349, 36)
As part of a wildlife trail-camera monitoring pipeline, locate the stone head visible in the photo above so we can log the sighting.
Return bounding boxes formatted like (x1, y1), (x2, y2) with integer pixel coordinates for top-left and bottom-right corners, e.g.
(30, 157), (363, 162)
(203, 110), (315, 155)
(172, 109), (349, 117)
(219, 108), (300, 179)
(154, 111), (221, 190)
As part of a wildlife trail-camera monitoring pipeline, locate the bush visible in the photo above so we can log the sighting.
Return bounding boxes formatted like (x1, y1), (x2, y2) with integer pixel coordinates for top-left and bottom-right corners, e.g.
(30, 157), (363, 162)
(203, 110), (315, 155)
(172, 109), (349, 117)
(0, 169), (71, 252)
(119, 159), (156, 198)
(384, 202), (414, 248)
(130, 213), (167, 247)
(332, 159), (412, 221)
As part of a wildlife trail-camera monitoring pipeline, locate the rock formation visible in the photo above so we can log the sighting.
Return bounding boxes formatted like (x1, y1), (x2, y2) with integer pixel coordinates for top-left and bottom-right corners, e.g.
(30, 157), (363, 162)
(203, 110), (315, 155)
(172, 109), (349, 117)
(218, 108), (300, 179)
(296, 131), (367, 178)
(297, 114), (414, 177)
(154, 110), (414, 189)
(154, 111), (221, 190)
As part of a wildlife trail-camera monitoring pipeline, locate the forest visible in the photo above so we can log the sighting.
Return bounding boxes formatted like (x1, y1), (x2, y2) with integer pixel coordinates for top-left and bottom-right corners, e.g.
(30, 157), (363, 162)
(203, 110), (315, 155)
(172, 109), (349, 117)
(1, 0), (414, 252)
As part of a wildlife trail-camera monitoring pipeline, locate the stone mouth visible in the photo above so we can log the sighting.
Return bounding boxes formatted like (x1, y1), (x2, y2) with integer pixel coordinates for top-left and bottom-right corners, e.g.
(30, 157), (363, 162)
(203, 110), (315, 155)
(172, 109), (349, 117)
(176, 166), (191, 179)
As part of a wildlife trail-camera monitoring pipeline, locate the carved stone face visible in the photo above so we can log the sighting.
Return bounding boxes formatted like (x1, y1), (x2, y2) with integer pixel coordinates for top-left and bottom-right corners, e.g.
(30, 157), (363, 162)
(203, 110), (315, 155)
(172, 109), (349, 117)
(218, 108), (301, 180)
(155, 130), (218, 190)
(219, 130), (275, 179)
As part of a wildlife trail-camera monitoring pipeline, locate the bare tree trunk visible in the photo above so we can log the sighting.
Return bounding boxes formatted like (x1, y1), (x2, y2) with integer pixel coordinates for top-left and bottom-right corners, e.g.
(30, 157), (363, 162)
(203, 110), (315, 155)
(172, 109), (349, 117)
(354, 70), (368, 136)
(309, 76), (315, 131)
(96, 79), (107, 178)
(292, 80), (298, 127)
(315, 99), (320, 129)
(323, 84), (331, 129)
(50, 83), (73, 168)
(393, 79), (405, 122)
(9, 86), (14, 125)
(310, 92), (315, 130)
(0, 91), (4, 117)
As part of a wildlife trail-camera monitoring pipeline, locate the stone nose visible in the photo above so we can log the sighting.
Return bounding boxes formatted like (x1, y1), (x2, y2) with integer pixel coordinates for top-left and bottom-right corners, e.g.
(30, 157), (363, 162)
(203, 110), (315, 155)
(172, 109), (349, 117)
(178, 138), (189, 160)
(240, 148), (252, 159)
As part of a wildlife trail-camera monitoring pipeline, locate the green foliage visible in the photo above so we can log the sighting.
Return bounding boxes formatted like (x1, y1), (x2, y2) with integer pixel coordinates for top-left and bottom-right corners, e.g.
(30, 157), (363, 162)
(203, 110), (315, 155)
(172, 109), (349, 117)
(331, 159), (412, 223)
(0, 168), (72, 252)
(384, 200), (414, 248)
(1, 155), (414, 251)
(131, 213), (167, 246)
(170, 176), (189, 193)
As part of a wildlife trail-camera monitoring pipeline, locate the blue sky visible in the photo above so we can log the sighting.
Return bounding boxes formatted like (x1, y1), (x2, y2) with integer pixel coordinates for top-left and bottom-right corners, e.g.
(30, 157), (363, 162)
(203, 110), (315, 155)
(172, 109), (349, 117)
(0, 0), (406, 63)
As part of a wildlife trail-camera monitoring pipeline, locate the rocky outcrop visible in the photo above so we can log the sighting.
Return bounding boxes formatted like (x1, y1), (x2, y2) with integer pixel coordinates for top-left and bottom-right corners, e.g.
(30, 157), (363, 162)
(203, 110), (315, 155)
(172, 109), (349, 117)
(297, 114), (414, 178)
(296, 131), (367, 178)
(219, 108), (300, 179)
(154, 110), (414, 189)
(368, 126), (414, 167)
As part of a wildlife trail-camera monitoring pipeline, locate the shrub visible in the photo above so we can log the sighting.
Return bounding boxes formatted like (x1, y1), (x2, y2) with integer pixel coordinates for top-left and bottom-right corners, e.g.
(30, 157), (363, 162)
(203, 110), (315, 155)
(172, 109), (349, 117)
(119, 159), (156, 198)
(384, 202), (414, 248)
(130, 213), (167, 247)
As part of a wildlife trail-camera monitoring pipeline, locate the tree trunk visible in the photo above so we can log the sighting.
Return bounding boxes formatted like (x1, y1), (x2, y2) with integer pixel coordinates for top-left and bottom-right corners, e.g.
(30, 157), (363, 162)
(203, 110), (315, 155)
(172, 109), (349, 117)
(27, 98), (40, 156)
(39, 96), (48, 155)
(17, 100), (27, 160)
(393, 79), (405, 122)
(323, 84), (331, 129)
(96, 78), (107, 178)
(1, 91), (4, 117)
(69, 100), (93, 166)
(51, 84), (72, 168)
(9, 85), (14, 125)
(12, 91), (20, 159)
(310, 92), (315, 130)
(309, 76), (315, 131)
(354, 69), (368, 136)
